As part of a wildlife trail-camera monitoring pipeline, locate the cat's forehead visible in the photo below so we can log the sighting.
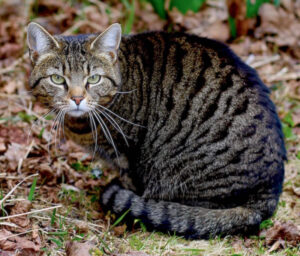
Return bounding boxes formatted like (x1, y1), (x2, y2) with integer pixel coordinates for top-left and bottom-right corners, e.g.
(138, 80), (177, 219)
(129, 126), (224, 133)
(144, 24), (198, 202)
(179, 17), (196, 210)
(55, 35), (98, 74)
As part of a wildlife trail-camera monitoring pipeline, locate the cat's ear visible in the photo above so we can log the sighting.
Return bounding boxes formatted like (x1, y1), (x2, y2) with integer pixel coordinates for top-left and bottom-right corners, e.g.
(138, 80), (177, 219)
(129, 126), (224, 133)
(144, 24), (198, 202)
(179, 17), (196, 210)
(90, 23), (122, 62)
(27, 22), (60, 61)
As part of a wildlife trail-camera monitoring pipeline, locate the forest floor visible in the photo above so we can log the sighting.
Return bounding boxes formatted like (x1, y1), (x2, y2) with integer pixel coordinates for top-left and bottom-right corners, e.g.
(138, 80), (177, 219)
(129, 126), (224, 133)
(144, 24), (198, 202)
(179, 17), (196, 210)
(0, 0), (299, 255)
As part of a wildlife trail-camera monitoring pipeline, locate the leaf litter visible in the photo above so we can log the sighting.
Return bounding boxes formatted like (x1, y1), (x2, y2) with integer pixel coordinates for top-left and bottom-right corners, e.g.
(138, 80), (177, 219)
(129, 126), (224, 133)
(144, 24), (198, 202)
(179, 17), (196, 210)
(0, 0), (299, 255)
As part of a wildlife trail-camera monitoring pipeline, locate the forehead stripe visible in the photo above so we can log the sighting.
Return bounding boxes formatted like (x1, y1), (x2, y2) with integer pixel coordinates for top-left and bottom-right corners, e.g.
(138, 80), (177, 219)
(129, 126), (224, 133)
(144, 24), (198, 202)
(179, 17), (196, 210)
(32, 76), (45, 88)
(103, 75), (117, 87)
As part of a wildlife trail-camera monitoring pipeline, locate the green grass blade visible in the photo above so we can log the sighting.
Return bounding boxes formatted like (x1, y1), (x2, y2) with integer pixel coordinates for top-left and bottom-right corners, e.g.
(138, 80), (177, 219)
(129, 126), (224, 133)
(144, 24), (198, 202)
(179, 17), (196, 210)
(121, 0), (135, 34)
(98, 236), (112, 253)
(50, 208), (56, 226)
(228, 16), (237, 38)
(110, 209), (130, 229)
(28, 177), (37, 202)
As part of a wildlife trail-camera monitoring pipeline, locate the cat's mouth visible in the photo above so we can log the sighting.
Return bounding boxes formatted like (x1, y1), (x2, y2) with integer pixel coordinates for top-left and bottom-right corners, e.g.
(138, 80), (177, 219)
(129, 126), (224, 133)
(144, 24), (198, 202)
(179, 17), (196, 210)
(66, 98), (90, 117)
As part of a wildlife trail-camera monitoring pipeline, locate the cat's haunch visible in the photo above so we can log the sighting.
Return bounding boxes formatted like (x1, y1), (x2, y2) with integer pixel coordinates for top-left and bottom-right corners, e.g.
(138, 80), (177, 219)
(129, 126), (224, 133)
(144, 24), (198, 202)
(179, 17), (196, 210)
(27, 22), (286, 239)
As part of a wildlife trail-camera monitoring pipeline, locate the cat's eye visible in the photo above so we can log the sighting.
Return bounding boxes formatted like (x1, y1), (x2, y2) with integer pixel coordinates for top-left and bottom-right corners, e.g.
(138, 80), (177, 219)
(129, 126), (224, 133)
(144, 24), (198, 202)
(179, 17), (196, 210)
(51, 74), (65, 85)
(87, 75), (101, 84)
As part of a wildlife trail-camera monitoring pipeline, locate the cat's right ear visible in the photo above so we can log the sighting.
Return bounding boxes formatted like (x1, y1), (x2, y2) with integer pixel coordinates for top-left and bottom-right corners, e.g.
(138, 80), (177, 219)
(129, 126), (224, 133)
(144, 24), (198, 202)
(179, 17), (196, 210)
(27, 22), (60, 62)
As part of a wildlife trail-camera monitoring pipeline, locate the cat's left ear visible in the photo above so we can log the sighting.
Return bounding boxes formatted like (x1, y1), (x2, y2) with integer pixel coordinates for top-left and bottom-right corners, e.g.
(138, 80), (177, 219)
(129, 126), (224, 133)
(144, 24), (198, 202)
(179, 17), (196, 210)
(90, 23), (122, 62)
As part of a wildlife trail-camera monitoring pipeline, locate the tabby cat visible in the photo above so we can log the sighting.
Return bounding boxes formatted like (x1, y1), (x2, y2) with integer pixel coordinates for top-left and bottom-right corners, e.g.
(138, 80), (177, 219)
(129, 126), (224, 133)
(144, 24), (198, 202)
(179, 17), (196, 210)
(27, 22), (286, 239)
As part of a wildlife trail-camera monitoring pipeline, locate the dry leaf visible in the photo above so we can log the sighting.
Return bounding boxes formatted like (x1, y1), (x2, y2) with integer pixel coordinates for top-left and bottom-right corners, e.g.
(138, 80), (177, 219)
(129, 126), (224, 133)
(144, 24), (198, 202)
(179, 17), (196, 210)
(10, 200), (32, 228)
(265, 221), (300, 247)
(66, 241), (96, 256)
(4, 143), (27, 170)
(0, 229), (40, 253)
(0, 137), (6, 153)
(114, 252), (151, 256)
(0, 229), (16, 250)
(113, 224), (127, 237)
(75, 222), (89, 233)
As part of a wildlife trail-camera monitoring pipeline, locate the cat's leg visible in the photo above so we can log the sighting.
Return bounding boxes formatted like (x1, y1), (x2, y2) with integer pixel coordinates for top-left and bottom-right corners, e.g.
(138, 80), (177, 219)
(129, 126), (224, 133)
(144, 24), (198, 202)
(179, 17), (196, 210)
(100, 183), (274, 239)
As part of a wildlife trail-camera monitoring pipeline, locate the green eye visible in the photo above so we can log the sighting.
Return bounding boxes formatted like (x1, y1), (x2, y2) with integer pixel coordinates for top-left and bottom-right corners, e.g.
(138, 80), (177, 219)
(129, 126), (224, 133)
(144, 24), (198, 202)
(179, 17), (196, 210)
(87, 75), (101, 84)
(51, 74), (65, 85)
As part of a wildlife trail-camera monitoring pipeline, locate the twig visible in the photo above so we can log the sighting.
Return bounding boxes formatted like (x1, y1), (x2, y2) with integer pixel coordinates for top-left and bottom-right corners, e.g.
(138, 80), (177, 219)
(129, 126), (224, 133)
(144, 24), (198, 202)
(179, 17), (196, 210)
(245, 54), (255, 65)
(267, 67), (289, 83)
(0, 222), (19, 228)
(0, 205), (62, 221)
(0, 93), (31, 99)
(268, 72), (300, 82)
(0, 52), (29, 75)
(0, 229), (42, 241)
(0, 173), (39, 206)
(0, 174), (35, 180)
(17, 140), (35, 172)
(32, 214), (105, 229)
(250, 55), (280, 69)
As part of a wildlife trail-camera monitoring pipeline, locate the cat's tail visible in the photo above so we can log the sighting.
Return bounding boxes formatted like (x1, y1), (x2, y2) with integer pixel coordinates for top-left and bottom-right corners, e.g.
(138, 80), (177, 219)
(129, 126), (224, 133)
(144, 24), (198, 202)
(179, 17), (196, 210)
(100, 183), (269, 239)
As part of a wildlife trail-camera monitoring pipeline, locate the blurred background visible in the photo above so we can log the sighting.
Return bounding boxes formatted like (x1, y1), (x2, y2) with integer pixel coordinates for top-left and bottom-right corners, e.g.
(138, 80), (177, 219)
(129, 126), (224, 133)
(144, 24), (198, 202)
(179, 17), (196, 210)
(0, 1), (299, 255)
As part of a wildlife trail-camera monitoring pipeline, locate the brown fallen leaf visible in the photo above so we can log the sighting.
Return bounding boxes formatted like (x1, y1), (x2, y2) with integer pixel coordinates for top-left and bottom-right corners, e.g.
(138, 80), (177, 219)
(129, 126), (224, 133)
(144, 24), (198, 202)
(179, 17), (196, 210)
(66, 241), (96, 256)
(0, 250), (15, 256)
(10, 200), (32, 228)
(114, 252), (151, 256)
(75, 222), (89, 234)
(0, 229), (16, 250)
(265, 221), (300, 247)
(0, 126), (30, 145)
(0, 229), (41, 253)
(113, 224), (127, 237)
(0, 137), (6, 153)
(4, 142), (28, 170)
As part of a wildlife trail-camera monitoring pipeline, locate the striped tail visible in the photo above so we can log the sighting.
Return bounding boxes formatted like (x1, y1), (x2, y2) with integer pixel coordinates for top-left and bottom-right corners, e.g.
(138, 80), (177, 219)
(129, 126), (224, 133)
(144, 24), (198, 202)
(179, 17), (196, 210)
(100, 183), (265, 239)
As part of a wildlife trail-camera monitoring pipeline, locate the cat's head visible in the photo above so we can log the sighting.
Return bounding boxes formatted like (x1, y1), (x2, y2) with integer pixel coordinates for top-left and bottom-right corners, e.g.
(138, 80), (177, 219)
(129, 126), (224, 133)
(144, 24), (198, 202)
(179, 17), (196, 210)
(27, 22), (122, 117)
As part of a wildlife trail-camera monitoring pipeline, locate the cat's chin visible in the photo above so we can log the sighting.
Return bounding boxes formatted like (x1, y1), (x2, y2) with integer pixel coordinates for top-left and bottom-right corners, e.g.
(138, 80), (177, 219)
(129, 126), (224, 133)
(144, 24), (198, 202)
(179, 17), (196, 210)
(66, 110), (88, 118)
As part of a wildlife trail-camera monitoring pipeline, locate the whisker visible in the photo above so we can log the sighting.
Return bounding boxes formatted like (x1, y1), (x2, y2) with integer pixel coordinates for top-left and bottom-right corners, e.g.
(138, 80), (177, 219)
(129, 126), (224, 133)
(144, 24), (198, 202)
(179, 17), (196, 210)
(27, 108), (56, 143)
(90, 102), (145, 128)
(54, 109), (65, 151)
(91, 109), (119, 159)
(88, 112), (98, 160)
(93, 107), (129, 147)
(115, 89), (137, 94)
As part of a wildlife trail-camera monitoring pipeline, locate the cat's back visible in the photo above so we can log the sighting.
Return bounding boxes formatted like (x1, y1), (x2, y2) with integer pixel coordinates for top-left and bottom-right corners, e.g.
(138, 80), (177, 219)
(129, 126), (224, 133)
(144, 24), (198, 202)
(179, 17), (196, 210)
(116, 31), (286, 202)
(118, 31), (284, 147)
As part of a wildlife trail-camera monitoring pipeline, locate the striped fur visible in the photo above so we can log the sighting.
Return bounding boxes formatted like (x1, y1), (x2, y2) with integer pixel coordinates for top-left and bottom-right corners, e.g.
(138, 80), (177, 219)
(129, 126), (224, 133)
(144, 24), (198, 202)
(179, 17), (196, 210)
(28, 23), (286, 239)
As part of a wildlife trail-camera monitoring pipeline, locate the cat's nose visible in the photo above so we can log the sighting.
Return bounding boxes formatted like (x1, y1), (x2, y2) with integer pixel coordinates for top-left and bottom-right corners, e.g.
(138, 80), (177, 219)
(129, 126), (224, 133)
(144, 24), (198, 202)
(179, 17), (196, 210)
(71, 96), (84, 105)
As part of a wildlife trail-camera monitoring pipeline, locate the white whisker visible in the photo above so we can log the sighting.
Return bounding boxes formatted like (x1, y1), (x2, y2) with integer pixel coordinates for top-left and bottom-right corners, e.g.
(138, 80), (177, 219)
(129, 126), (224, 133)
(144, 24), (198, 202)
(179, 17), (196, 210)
(115, 89), (137, 94)
(93, 107), (129, 147)
(91, 109), (119, 159)
(90, 102), (145, 128)
(88, 112), (98, 160)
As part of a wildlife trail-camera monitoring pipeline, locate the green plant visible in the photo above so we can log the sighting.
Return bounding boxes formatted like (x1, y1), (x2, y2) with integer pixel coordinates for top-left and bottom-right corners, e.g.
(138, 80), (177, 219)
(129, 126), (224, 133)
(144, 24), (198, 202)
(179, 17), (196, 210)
(246, 0), (280, 18)
(28, 176), (38, 201)
(146, 0), (206, 19)
(121, 0), (135, 33)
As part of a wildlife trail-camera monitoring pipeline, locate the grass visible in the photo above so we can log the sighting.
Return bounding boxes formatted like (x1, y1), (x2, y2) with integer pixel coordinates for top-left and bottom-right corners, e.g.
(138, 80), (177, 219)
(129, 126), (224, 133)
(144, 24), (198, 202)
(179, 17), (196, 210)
(0, 70), (299, 256)
(0, 1), (299, 255)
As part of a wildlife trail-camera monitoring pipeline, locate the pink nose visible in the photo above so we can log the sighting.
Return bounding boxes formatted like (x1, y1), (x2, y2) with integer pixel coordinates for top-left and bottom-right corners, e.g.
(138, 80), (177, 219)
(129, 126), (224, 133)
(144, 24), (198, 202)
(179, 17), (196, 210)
(71, 96), (84, 106)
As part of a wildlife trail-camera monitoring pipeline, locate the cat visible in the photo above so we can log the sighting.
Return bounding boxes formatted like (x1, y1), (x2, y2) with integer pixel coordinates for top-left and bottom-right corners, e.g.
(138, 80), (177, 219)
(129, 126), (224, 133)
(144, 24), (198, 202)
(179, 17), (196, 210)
(27, 22), (286, 239)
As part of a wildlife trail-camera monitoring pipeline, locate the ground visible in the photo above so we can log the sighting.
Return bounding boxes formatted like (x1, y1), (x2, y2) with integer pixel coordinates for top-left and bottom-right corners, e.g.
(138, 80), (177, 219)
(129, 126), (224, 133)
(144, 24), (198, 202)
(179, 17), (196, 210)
(0, 0), (299, 255)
